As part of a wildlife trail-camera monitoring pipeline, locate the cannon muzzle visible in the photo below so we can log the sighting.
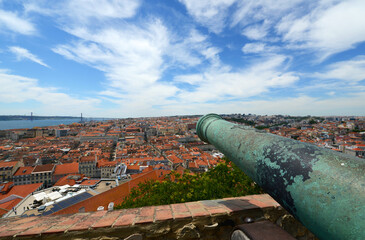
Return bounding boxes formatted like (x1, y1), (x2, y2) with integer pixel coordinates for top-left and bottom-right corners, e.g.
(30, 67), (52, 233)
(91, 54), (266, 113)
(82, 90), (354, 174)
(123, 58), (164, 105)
(197, 113), (365, 240)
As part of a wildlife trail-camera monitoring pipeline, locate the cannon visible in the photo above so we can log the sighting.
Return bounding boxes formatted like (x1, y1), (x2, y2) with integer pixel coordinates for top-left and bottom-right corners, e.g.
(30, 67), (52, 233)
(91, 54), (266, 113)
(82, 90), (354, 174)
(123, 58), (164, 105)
(196, 114), (365, 240)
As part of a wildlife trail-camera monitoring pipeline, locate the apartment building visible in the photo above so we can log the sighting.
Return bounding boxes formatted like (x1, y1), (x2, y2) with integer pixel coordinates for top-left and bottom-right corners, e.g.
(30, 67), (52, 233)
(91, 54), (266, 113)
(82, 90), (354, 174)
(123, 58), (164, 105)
(0, 161), (22, 183)
(13, 166), (34, 185)
(31, 164), (55, 188)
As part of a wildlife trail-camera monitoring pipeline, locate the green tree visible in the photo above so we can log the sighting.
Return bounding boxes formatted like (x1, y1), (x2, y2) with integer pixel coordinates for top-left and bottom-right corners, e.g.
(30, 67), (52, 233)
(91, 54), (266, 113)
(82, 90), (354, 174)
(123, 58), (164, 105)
(309, 119), (317, 124)
(116, 158), (263, 209)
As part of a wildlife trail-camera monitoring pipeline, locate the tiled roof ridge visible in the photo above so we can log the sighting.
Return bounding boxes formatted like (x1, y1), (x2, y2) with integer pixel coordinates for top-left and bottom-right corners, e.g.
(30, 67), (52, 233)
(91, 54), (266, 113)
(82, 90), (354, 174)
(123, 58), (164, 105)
(0, 194), (280, 239)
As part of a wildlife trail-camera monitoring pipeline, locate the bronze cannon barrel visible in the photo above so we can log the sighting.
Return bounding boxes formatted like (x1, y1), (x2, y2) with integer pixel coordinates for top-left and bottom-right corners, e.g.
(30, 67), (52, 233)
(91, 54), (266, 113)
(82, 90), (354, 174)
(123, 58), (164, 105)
(196, 113), (365, 240)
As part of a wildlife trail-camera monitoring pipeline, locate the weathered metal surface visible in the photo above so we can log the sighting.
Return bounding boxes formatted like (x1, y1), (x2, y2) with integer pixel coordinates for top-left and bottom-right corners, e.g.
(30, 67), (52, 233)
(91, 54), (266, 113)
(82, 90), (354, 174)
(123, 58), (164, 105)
(196, 114), (365, 240)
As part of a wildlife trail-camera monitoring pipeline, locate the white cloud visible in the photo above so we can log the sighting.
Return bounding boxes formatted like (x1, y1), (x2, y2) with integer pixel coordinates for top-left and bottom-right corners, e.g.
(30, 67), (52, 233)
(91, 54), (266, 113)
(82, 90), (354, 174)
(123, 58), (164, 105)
(52, 17), (186, 117)
(175, 55), (299, 103)
(314, 56), (365, 82)
(167, 29), (213, 67)
(174, 74), (204, 85)
(242, 43), (266, 54)
(17, 0), (364, 117)
(156, 93), (365, 117)
(277, 0), (365, 58)
(63, 0), (140, 22)
(229, 0), (365, 58)
(0, 9), (36, 35)
(242, 24), (269, 40)
(233, 93), (365, 116)
(9, 46), (49, 68)
(53, 19), (169, 90)
(179, 0), (237, 33)
(231, 0), (305, 28)
(242, 42), (279, 54)
(0, 70), (100, 115)
(25, 0), (140, 24)
(51, 8), (225, 114)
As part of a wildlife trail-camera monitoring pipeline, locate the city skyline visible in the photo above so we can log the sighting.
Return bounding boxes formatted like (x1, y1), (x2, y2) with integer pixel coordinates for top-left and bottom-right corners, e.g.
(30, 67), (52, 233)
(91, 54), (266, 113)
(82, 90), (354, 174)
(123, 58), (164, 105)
(0, 0), (365, 117)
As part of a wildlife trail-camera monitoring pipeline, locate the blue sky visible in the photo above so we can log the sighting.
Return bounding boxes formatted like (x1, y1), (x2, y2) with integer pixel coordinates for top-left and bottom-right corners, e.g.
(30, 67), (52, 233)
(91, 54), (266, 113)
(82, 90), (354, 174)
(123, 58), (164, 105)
(0, 0), (364, 117)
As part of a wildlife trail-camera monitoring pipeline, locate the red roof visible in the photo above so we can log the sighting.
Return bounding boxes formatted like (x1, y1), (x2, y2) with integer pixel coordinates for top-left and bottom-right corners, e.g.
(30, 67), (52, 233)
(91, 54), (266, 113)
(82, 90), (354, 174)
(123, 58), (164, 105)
(127, 165), (140, 170)
(98, 161), (117, 167)
(188, 162), (198, 168)
(54, 174), (84, 186)
(168, 155), (184, 163)
(33, 164), (55, 173)
(0, 182), (14, 194)
(80, 179), (100, 186)
(0, 199), (21, 216)
(80, 156), (95, 163)
(0, 161), (18, 169)
(0, 183), (42, 216)
(53, 162), (79, 176)
(13, 166), (35, 176)
(0, 183), (42, 201)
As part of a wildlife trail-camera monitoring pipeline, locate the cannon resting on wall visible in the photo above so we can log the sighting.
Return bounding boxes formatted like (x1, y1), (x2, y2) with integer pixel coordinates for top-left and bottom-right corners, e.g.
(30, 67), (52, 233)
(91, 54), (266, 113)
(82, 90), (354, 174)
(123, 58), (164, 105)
(196, 114), (365, 240)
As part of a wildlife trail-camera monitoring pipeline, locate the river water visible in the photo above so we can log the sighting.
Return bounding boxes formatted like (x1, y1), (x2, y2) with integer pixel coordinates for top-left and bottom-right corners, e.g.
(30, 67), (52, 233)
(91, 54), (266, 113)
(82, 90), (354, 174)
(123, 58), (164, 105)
(0, 119), (106, 130)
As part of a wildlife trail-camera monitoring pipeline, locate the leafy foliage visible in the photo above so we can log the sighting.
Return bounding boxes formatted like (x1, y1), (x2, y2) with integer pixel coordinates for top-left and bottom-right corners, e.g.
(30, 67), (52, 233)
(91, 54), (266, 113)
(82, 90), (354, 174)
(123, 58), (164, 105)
(255, 125), (269, 130)
(116, 158), (263, 209)
(227, 118), (255, 126)
(308, 119), (317, 125)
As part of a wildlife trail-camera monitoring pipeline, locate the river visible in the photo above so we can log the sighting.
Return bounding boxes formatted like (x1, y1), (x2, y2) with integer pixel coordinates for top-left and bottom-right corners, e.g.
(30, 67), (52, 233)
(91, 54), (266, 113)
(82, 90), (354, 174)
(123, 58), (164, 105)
(0, 119), (107, 130)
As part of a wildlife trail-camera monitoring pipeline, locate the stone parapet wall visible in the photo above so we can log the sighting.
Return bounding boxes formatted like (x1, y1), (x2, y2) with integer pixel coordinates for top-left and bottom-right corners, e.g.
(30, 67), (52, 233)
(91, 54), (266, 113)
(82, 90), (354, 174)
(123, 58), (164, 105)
(0, 194), (316, 240)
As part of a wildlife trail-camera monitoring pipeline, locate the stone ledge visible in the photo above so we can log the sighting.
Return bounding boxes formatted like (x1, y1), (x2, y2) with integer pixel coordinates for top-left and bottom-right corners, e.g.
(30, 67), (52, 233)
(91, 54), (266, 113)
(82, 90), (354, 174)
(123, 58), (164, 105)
(0, 194), (286, 239)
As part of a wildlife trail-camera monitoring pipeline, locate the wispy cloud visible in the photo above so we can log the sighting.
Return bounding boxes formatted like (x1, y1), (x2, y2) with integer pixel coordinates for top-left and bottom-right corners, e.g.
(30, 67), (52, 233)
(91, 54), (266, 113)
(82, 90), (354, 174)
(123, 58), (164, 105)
(185, 0), (365, 59)
(3, 0), (363, 117)
(231, 0), (305, 28)
(276, 0), (365, 59)
(9, 46), (50, 68)
(157, 93), (365, 117)
(179, 0), (237, 33)
(242, 43), (278, 54)
(24, 0), (141, 25)
(61, 0), (141, 22)
(314, 56), (365, 82)
(0, 69), (100, 115)
(242, 23), (269, 40)
(49, 1), (227, 116)
(0, 9), (36, 35)
(174, 55), (299, 103)
(53, 19), (169, 90)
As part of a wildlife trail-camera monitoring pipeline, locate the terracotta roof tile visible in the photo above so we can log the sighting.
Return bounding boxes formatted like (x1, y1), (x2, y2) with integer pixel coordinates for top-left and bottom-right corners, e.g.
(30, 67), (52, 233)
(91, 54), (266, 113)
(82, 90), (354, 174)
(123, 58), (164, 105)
(13, 166), (35, 176)
(0, 183), (42, 201)
(53, 162), (79, 176)
(54, 174), (84, 186)
(0, 161), (18, 168)
(33, 164), (55, 173)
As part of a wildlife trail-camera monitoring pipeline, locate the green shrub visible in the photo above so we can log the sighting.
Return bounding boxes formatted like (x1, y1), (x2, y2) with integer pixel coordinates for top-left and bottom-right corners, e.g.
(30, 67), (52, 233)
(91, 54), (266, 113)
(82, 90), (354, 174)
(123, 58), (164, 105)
(116, 158), (263, 209)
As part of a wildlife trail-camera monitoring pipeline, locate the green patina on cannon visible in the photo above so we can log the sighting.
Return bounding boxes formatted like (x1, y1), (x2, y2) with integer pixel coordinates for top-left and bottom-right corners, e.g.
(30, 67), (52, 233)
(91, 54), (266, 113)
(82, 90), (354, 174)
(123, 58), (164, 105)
(197, 113), (365, 240)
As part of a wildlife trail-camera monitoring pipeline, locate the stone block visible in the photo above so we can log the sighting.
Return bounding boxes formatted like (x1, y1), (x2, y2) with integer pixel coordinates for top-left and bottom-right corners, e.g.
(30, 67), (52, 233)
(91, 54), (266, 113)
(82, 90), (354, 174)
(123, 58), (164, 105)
(171, 203), (192, 220)
(135, 206), (155, 224)
(93, 211), (123, 229)
(114, 209), (139, 227)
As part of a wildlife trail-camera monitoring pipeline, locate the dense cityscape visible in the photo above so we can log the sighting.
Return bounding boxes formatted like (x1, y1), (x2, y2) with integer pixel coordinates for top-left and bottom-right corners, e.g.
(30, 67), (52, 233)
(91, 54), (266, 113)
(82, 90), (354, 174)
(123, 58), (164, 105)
(0, 114), (363, 218)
